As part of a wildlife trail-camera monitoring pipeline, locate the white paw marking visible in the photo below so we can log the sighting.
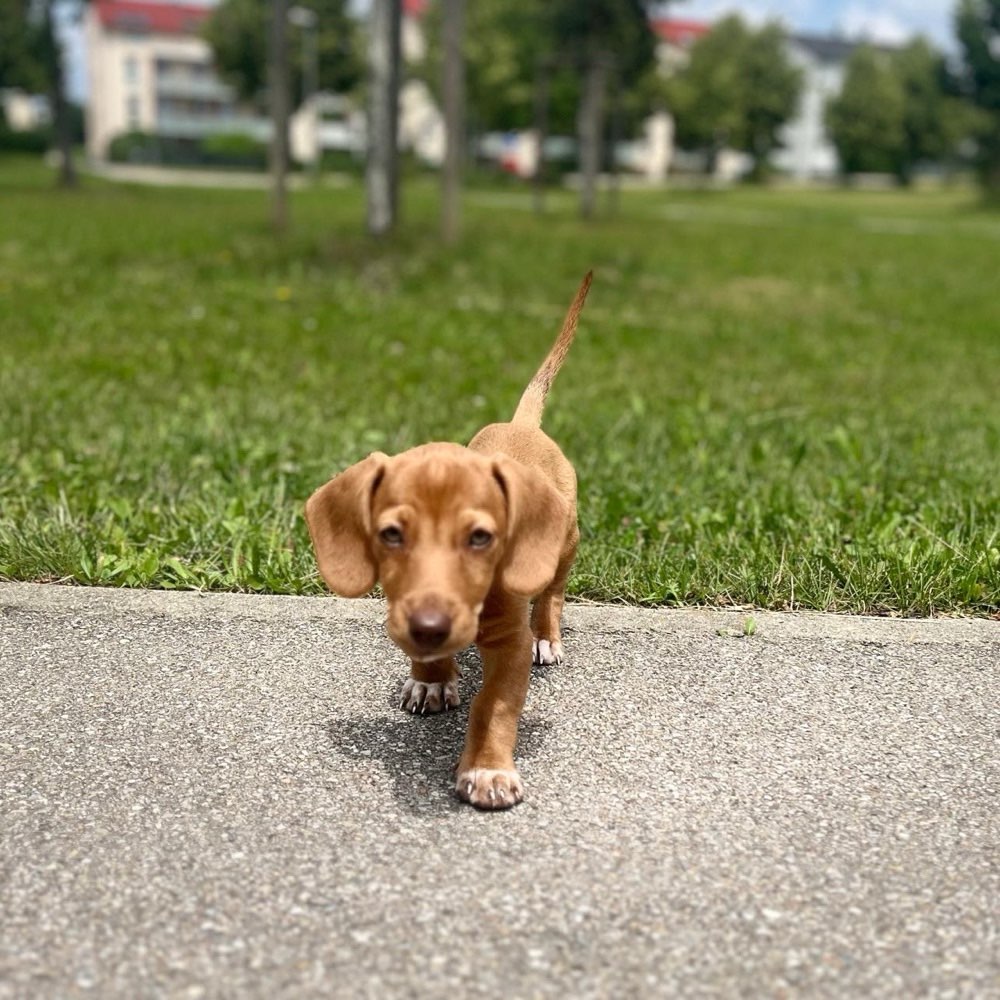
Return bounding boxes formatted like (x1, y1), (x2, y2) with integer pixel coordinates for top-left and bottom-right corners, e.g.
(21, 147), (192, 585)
(399, 678), (460, 714)
(532, 638), (564, 665)
(455, 768), (524, 810)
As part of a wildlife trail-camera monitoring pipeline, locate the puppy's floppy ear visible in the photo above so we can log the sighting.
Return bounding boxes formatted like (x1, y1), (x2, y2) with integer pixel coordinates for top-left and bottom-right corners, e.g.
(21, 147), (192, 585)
(492, 456), (569, 598)
(304, 452), (388, 597)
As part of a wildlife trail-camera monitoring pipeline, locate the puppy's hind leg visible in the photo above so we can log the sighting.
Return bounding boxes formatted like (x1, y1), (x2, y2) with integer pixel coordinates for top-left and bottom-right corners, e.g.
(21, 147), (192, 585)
(399, 656), (461, 714)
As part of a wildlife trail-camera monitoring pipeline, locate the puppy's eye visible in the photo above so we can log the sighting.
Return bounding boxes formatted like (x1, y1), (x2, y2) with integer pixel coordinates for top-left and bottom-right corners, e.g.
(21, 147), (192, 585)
(468, 529), (493, 549)
(379, 526), (404, 547)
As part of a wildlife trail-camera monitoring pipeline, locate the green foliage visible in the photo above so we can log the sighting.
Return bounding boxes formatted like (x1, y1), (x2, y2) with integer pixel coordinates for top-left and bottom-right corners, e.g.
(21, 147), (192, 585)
(201, 131), (270, 166)
(828, 40), (969, 183)
(0, 0), (82, 99)
(668, 15), (801, 176)
(955, 0), (1000, 193)
(0, 123), (51, 154)
(896, 38), (956, 171)
(738, 22), (802, 174)
(421, 0), (562, 132)
(202, 0), (267, 101)
(421, 0), (655, 136)
(827, 45), (906, 176)
(108, 130), (161, 163)
(203, 0), (360, 103)
(318, 146), (364, 174)
(1, 0), (81, 99)
(550, 0), (656, 86)
(0, 0), (43, 92)
(108, 130), (270, 169)
(0, 0), (83, 187)
(1, 159), (998, 615)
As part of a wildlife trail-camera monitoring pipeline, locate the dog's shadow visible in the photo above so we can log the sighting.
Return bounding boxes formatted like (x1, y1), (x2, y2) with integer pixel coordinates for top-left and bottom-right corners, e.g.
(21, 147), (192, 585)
(324, 648), (552, 813)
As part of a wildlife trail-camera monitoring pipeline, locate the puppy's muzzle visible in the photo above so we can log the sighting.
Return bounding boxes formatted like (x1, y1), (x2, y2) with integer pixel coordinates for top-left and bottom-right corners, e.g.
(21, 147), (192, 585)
(407, 605), (454, 654)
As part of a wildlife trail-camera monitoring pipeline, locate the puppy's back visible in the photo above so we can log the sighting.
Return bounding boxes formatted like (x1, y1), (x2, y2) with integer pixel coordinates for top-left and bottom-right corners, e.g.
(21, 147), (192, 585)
(469, 422), (576, 508)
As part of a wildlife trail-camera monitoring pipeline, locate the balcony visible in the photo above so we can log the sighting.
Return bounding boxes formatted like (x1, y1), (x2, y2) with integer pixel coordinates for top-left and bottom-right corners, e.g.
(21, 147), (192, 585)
(155, 73), (235, 103)
(155, 111), (271, 142)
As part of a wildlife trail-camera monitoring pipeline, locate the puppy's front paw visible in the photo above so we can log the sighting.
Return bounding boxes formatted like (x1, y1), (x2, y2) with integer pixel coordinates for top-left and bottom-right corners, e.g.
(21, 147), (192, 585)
(455, 768), (524, 810)
(532, 638), (564, 665)
(399, 678), (460, 714)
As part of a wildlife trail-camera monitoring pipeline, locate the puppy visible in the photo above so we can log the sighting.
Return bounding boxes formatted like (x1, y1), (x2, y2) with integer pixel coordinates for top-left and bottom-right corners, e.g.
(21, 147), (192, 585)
(305, 272), (592, 809)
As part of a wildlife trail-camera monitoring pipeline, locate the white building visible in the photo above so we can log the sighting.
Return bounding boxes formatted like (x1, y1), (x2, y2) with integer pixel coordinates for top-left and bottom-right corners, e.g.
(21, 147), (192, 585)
(84, 0), (255, 161)
(85, 0), (436, 166)
(772, 35), (858, 181)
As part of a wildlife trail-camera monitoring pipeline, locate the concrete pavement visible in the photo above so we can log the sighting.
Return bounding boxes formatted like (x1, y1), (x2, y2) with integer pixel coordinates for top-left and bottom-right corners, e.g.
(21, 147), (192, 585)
(1, 583), (997, 998)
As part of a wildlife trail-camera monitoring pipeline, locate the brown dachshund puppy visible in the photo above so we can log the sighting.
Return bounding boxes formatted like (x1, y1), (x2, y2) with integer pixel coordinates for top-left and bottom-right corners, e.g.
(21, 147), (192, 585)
(305, 273), (592, 809)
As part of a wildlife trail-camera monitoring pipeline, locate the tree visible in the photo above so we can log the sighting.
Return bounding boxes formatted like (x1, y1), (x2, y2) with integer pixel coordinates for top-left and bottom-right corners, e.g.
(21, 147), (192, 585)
(826, 45), (905, 176)
(0, 0), (38, 92)
(827, 40), (965, 184)
(440, 0), (464, 243)
(895, 38), (968, 182)
(667, 15), (801, 179)
(739, 23), (803, 177)
(366, 0), (401, 236)
(420, 0), (579, 135)
(204, 0), (360, 231)
(203, 0), (360, 107)
(423, 0), (656, 217)
(202, 0), (268, 99)
(268, 0), (291, 232)
(955, 0), (1000, 194)
(551, 0), (656, 218)
(0, 0), (78, 187)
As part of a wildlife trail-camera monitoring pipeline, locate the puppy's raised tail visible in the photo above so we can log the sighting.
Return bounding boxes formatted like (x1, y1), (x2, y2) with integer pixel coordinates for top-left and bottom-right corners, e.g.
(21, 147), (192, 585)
(511, 270), (593, 428)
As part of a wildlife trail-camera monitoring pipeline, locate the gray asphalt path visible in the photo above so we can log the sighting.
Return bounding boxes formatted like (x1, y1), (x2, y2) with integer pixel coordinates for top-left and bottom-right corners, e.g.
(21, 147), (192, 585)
(1, 583), (997, 999)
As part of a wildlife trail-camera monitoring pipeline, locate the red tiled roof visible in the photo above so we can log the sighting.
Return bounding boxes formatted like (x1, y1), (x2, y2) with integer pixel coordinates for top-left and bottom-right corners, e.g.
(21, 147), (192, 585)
(650, 18), (711, 47)
(403, 0), (427, 16)
(94, 0), (211, 36)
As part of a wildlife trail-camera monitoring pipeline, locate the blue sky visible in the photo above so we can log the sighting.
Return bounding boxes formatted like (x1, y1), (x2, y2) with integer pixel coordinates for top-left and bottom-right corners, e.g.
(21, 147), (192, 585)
(673, 0), (956, 48)
(62, 0), (959, 102)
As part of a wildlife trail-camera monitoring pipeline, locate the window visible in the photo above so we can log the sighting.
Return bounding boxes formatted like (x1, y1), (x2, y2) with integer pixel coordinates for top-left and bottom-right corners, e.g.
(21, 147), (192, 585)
(126, 95), (141, 128)
(123, 55), (139, 85)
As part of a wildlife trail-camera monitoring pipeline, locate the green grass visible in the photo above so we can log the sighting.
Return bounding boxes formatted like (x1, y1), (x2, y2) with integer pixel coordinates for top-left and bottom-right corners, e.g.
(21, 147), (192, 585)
(1, 157), (998, 615)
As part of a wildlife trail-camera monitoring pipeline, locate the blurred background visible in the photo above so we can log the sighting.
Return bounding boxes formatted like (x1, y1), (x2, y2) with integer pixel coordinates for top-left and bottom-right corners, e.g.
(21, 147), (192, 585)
(3, 0), (997, 196)
(1, 0), (998, 616)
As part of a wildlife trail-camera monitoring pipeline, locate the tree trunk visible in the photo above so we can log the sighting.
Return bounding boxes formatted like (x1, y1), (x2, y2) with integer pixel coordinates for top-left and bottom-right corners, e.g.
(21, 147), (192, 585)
(748, 131), (767, 184)
(268, 0), (291, 233)
(304, 19), (320, 183)
(607, 67), (621, 216)
(532, 58), (550, 216)
(441, 0), (464, 244)
(367, 0), (402, 236)
(578, 53), (607, 220)
(50, 71), (76, 189)
(43, 3), (75, 189)
(706, 131), (726, 181)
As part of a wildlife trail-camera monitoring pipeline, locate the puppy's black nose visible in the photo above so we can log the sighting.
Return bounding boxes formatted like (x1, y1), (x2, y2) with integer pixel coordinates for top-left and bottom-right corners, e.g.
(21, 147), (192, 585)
(408, 607), (452, 651)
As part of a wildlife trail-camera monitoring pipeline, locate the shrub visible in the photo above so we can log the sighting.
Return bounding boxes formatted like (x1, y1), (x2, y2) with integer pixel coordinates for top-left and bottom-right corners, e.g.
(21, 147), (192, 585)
(107, 130), (269, 170)
(200, 132), (268, 169)
(0, 125), (51, 156)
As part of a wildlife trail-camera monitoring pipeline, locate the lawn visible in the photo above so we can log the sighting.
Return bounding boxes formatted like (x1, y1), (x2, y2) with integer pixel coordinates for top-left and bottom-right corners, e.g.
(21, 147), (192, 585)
(1, 157), (997, 615)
